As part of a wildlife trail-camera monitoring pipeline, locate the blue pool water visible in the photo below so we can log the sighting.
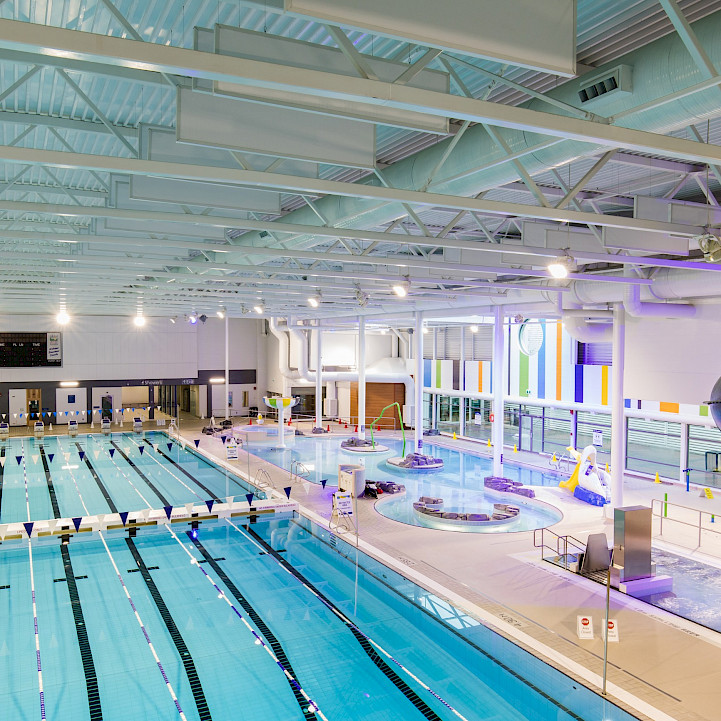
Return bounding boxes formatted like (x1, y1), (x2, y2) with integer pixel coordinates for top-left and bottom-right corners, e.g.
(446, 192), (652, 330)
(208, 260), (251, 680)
(0, 431), (637, 720)
(245, 435), (563, 532)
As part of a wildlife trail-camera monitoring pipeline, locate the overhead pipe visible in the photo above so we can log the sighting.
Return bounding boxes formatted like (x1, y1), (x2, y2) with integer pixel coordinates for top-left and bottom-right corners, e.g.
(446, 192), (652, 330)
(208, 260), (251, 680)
(622, 269), (696, 318)
(269, 317), (415, 403)
(230, 12), (721, 259)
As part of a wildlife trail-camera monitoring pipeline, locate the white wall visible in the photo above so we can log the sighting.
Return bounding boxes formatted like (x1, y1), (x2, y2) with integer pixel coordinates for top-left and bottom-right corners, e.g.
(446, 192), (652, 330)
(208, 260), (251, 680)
(337, 381), (351, 422)
(307, 330), (393, 369)
(624, 314), (721, 405)
(211, 383), (254, 417)
(196, 318), (259, 370)
(0, 315), (197, 383)
(91, 387), (121, 423)
(55, 387), (88, 425)
(121, 386), (150, 406)
(265, 330), (286, 395)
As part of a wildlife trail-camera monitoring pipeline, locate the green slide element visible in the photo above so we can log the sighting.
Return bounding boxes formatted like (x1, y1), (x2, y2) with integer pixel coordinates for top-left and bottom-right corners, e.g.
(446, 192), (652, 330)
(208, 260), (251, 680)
(369, 402), (406, 457)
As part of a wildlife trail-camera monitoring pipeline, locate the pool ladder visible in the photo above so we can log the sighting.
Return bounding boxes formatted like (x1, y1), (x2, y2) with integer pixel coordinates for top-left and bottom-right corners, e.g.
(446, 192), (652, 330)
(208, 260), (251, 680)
(254, 467), (275, 492)
(290, 460), (311, 484)
(549, 451), (572, 473)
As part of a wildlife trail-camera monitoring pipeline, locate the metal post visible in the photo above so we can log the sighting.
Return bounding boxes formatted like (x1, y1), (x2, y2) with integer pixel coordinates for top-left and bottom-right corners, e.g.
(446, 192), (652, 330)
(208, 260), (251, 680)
(610, 305), (625, 509)
(432, 328), (438, 430)
(492, 306), (505, 476)
(414, 311), (424, 453)
(602, 551), (614, 696)
(358, 316), (366, 440)
(224, 313), (230, 420)
(315, 324), (323, 430)
(459, 327), (466, 437)
(680, 422), (689, 486)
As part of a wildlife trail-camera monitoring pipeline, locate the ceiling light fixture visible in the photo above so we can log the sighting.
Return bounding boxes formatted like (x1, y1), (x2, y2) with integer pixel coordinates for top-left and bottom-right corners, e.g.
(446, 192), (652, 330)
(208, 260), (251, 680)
(169, 316), (177, 324)
(307, 292), (321, 308)
(355, 288), (369, 308)
(134, 315), (146, 327)
(422, 327), (429, 334)
(392, 279), (411, 298)
(209, 377), (225, 384)
(188, 313), (198, 324)
(253, 304), (265, 314)
(60, 381), (79, 388)
(547, 251), (576, 279)
(697, 233), (721, 263)
(216, 309), (226, 319)
(470, 325), (479, 333)
(56, 310), (70, 325)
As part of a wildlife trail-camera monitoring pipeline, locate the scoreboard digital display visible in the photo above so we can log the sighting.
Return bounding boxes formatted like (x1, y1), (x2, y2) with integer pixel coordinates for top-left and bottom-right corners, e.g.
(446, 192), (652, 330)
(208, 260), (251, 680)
(0, 332), (62, 367)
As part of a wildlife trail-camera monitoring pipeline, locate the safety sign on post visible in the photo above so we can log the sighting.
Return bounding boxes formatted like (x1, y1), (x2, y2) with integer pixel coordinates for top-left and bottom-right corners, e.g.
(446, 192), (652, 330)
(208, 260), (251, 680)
(225, 438), (238, 460)
(605, 619), (619, 642)
(334, 491), (353, 516)
(577, 615), (594, 640)
(592, 429), (603, 447)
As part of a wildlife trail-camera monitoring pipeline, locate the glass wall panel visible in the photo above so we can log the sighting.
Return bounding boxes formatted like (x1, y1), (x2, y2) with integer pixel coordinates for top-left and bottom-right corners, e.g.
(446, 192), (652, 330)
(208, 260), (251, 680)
(423, 392), (432, 430)
(688, 423), (721, 487)
(576, 411), (611, 466)
(464, 398), (491, 441)
(437, 395), (460, 436)
(626, 417), (680, 478)
(504, 403), (520, 448)
(543, 407), (572, 456)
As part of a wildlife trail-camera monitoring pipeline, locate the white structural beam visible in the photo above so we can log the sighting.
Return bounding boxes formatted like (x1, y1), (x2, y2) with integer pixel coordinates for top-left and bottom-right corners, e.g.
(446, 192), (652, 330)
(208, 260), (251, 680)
(414, 311), (424, 453)
(358, 315), (366, 440)
(610, 305), (625, 510)
(3, 20), (721, 166)
(492, 306), (505, 477)
(315, 324), (323, 429)
(0, 156), (705, 238)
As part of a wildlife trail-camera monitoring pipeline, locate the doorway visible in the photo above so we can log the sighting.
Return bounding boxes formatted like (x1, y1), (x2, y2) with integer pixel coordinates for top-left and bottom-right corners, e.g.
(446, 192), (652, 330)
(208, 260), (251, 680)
(519, 413), (544, 453)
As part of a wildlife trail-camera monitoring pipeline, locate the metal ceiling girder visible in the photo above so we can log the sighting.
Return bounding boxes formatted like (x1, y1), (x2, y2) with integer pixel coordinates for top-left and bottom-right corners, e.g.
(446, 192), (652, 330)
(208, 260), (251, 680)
(0, 151), (705, 238)
(3, 20), (721, 166)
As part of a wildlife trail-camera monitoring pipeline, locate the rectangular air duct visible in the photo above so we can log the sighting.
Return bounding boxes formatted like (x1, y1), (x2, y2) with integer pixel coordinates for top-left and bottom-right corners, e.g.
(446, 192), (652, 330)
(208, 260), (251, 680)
(207, 25), (450, 134)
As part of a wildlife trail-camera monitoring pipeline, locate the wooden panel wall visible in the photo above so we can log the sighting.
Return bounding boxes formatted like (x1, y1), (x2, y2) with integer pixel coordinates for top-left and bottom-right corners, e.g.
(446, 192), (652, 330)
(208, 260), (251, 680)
(350, 382), (405, 429)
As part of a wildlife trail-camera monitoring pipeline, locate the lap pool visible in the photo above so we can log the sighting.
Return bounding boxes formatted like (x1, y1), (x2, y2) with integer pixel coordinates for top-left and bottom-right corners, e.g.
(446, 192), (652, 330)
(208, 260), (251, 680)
(245, 435), (563, 533)
(0, 430), (635, 720)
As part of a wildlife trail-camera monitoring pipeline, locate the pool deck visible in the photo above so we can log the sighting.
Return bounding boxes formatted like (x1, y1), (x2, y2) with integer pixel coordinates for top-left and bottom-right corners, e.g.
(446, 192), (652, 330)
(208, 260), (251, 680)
(179, 419), (721, 721)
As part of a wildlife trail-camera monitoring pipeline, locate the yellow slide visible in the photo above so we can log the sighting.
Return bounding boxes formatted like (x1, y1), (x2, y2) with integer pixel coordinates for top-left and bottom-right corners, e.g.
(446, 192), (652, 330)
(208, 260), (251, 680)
(559, 447), (581, 493)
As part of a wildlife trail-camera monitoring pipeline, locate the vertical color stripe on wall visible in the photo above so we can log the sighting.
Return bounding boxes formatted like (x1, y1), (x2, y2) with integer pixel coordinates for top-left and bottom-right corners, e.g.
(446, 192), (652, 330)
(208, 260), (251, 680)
(537, 320), (546, 399)
(556, 321), (563, 401)
(478, 361), (483, 393)
(574, 365), (584, 404)
(659, 402), (680, 414)
(601, 365), (609, 406)
(435, 359), (441, 388)
(423, 359), (431, 388)
(518, 351), (529, 397)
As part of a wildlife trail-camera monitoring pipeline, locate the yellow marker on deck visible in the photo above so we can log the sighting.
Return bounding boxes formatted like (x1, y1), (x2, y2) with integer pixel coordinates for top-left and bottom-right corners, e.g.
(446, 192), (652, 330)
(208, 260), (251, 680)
(452, 432), (457, 440)
(513, 444), (518, 453)
(654, 472), (661, 484)
(487, 438), (492, 447)
(552, 453), (557, 463)
(705, 487), (714, 499)
(605, 463), (609, 473)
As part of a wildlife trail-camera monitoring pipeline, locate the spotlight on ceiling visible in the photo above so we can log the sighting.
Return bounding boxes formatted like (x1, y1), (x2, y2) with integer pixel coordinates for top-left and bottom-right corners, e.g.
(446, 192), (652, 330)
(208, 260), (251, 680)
(422, 327), (429, 334)
(133, 315), (146, 327)
(56, 310), (70, 325)
(355, 288), (369, 308)
(199, 314), (208, 324)
(392, 279), (411, 298)
(188, 313), (198, 324)
(253, 304), (265, 315)
(216, 309), (226, 319)
(307, 292), (321, 308)
(697, 233), (721, 263)
(169, 316), (177, 324)
(470, 325), (479, 333)
(547, 251), (576, 279)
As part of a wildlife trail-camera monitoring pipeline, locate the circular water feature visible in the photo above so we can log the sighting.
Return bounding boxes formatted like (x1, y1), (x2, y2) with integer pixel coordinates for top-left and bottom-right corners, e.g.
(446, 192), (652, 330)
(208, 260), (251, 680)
(244, 435), (563, 534)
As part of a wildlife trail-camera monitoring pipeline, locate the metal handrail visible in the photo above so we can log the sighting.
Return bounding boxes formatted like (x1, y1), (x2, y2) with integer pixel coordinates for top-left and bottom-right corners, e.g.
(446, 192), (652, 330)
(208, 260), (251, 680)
(533, 527), (588, 571)
(289, 459), (311, 483)
(255, 467), (274, 490)
(651, 497), (721, 548)
(548, 451), (572, 473)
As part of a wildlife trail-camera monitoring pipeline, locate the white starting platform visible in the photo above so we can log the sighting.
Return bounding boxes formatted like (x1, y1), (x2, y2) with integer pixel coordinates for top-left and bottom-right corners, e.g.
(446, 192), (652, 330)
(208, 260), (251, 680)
(0, 422), (8, 441)
(33, 422), (44, 439)
(68, 420), (79, 437)
(101, 418), (112, 435)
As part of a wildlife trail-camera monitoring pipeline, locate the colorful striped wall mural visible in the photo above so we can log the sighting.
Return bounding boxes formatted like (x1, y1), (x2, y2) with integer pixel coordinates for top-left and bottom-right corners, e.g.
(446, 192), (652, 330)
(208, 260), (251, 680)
(423, 320), (711, 418)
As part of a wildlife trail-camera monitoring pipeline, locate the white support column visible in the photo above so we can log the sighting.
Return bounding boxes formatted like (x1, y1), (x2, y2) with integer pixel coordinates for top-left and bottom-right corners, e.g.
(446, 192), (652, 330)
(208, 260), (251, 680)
(492, 306), (505, 476)
(414, 311), (424, 454)
(432, 328), (438, 430)
(358, 316), (366, 439)
(224, 313), (229, 420)
(459, 327), (466, 437)
(277, 404), (285, 448)
(315, 325), (323, 429)
(610, 305), (626, 509)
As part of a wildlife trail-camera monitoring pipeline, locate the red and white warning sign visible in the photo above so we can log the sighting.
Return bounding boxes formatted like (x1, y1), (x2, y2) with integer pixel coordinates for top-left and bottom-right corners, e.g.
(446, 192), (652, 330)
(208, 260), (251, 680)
(605, 618), (619, 642)
(577, 615), (594, 640)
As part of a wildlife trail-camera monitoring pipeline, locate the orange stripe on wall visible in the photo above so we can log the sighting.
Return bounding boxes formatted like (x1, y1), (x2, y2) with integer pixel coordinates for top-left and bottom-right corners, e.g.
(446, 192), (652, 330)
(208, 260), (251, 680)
(478, 362), (483, 393)
(659, 402), (680, 414)
(556, 321), (562, 401)
(601, 365), (609, 406)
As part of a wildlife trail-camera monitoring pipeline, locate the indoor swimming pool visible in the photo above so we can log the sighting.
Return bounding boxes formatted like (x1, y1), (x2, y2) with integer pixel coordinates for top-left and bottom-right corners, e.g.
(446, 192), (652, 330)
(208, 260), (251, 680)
(0, 430), (635, 720)
(245, 435), (563, 533)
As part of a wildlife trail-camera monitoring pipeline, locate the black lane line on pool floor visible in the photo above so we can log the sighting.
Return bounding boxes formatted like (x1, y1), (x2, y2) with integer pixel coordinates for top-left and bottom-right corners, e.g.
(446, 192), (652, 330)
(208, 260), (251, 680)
(40, 445), (103, 721)
(245, 527), (445, 721)
(140, 439), (221, 502)
(109, 441), (171, 507)
(189, 534), (311, 718)
(0, 445), (5, 517)
(78, 448), (213, 721)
